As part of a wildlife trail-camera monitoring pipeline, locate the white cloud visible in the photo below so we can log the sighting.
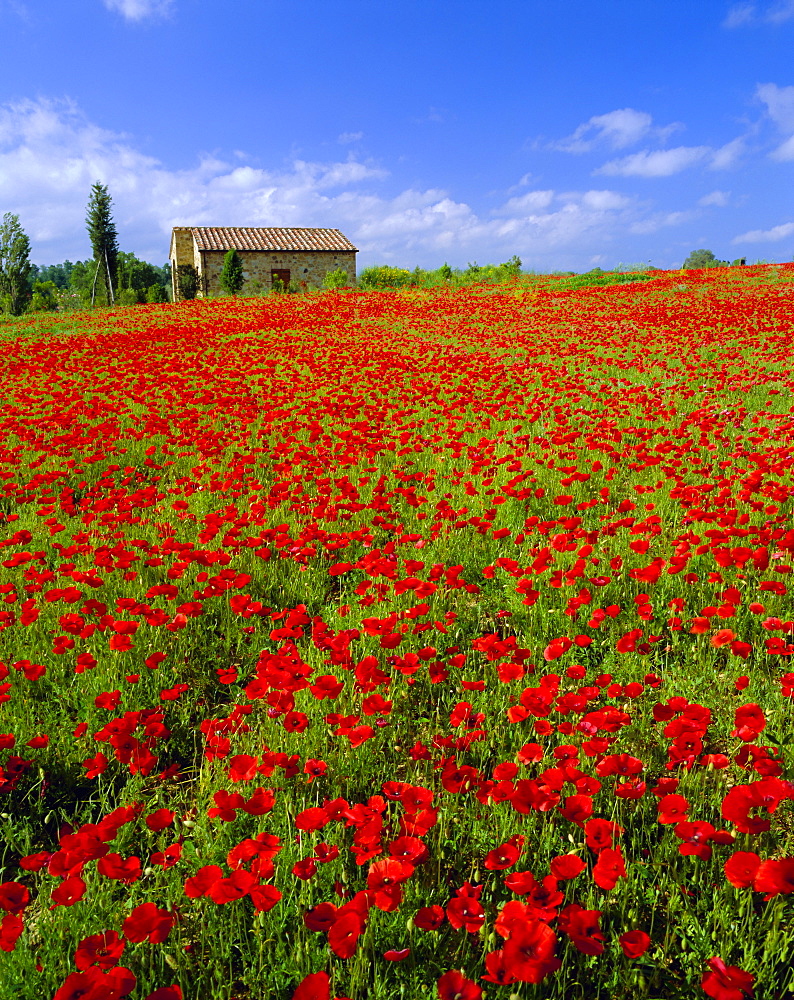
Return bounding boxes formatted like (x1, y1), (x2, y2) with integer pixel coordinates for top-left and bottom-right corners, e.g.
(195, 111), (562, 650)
(732, 220), (794, 242)
(724, 3), (757, 26)
(709, 136), (745, 169)
(596, 146), (711, 177)
(724, 1), (794, 24)
(102, 0), (173, 19)
(629, 210), (696, 235)
(549, 108), (684, 155)
(338, 132), (363, 145)
(495, 190), (555, 214)
(0, 95), (702, 269)
(699, 190), (731, 206)
(771, 133), (794, 159)
(756, 82), (794, 130)
(552, 108), (654, 153)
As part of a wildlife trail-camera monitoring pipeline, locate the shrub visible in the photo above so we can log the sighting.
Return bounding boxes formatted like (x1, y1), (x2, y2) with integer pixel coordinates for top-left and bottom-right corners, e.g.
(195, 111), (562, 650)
(28, 280), (59, 312)
(323, 268), (349, 289)
(176, 264), (199, 300)
(359, 265), (415, 289)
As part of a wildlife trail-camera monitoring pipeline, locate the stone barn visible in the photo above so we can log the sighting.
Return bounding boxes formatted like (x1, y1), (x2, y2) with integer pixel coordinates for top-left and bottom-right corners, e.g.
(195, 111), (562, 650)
(169, 226), (358, 300)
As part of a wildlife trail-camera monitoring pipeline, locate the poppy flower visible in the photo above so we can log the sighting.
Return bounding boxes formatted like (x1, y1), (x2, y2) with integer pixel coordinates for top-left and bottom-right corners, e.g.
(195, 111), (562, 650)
(250, 884), (282, 913)
(723, 852), (760, 889)
(53, 966), (137, 1000)
(550, 854), (586, 880)
(383, 948), (411, 961)
(304, 903), (339, 932)
(558, 904), (604, 955)
(446, 895), (485, 934)
(436, 970), (482, 1000)
(413, 905), (445, 930)
(328, 910), (364, 959)
(619, 929), (651, 958)
(292, 972), (329, 1000)
(592, 847), (627, 890)
(484, 841), (521, 871)
(0, 882), (30, 914)
(74, 930), (126, 970)
(701, 956), (755, 1000)
(657, 795), (690, 825)
(753, 858), (794, 899)
(145, 808), (175, 831)
(0, 914), (23, 952)
(50, 876), (86, 908)
(501, 920), (561, 983)
(123, 902), (175, 943)
(144, 988), (183, 1000)
(97, 853), (141, 884)
(184, 864), (224, 898)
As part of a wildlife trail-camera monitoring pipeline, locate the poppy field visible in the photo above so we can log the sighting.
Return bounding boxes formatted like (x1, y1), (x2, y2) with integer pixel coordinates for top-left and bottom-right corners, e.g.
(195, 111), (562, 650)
(1, 266), (794, 1000)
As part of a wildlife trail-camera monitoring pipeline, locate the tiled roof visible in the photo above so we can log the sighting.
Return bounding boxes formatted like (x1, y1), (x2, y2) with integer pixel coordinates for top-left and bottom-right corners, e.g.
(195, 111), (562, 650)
(188, 227), (358, 253)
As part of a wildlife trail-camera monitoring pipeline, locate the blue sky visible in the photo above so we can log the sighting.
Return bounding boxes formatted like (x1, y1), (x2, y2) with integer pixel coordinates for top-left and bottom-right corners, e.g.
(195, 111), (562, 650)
(1, 0), (794, 271)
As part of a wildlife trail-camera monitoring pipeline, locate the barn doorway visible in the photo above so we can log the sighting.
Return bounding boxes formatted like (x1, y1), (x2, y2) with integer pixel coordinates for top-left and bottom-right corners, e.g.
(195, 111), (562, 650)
(271, 269), (290, 290)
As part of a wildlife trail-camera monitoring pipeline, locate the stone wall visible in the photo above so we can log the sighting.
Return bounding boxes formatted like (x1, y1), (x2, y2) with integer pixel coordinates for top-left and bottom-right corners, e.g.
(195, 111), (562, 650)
(199, 250), (357, 295)
(169, 228), (196, 301)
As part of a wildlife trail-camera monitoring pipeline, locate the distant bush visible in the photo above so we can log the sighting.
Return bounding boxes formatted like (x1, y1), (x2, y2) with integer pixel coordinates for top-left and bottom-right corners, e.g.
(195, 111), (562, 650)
(359, 257), (523, 290)
(359, 266), (415, 289)
(682, 249), (729, 269)
(323, 268), (350, 289)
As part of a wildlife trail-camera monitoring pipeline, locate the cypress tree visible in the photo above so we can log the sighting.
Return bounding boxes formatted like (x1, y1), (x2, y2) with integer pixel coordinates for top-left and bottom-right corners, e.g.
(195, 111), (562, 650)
(220, 249), (244, 295)
(85, 182), (119, 306)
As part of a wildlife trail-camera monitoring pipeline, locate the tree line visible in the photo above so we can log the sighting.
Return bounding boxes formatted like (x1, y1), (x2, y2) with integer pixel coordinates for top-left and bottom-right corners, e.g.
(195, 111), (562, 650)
(0, 183), (171, 316)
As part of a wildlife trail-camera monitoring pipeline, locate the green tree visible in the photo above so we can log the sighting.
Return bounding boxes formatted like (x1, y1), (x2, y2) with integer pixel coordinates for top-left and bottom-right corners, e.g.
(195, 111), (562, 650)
(0, 213), (33, 315)
(219, 249), (244, 295)
(85, 182), (119, 306)
(682, 249), (728, 269)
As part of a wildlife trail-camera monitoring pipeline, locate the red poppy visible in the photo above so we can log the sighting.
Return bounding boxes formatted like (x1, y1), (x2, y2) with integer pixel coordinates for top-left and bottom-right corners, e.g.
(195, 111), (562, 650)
(753, 858), (794, 899)
(184, 864), (224, 898)
(701, 956), (755, 1000)
(550, 854), (586, 880)
(53, 966), (137, 1000)
(558, 904), (604, 955)
(0, 913), (23, 952)
(0, 882), (30, 914)
(328, 910), (364, 959)
(436, 970), (482, 1000)
(143, 988), (183, 1000)
(619, 929), (651, 958)
(383, 948), (411, 961)
(413, 905), (445, 930)
(295, 806), (330, 832)
(96, 853), (141, 884)
(723, 852), (760, 889)
(249, 884), (282, 913)
(657, 794), (690, 825)
(592, 847), (627, 890)
(446, 895), (485, 934)
(484, 841), (521, 871)
(292, 972), (329, 1000)
(50, 876), (86, 909)
(501, 920), (561, 983)
(123, 902), (175, 943)
(145, 808), (175, 831)
(74, 930), (125, 970)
